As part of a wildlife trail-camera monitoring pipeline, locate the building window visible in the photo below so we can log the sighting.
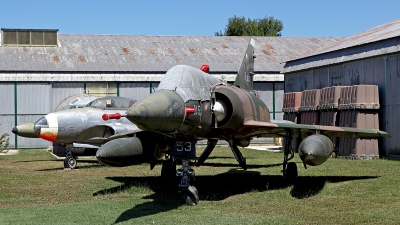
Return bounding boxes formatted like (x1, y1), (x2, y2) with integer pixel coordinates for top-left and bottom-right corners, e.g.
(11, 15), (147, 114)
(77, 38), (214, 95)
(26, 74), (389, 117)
(1, 28), (58, 46)
(86, 83), (117, 97)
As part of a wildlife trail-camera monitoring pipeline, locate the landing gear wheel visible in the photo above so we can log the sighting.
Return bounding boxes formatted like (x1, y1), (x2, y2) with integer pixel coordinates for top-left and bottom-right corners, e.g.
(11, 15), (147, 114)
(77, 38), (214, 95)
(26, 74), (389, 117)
(285, 162), (298, 184)
(64, 155), (77, 169)
(182, 186), (199, 206)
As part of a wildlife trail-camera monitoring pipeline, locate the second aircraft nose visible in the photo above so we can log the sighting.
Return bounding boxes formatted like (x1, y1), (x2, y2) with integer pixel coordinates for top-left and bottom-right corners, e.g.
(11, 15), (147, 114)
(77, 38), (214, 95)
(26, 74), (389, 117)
(12, 123), (38, 138)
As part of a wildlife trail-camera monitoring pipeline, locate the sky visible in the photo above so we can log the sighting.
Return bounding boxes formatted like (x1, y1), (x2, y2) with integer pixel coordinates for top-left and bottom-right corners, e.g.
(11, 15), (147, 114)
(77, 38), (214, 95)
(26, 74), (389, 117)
(1, 0), (399, 38)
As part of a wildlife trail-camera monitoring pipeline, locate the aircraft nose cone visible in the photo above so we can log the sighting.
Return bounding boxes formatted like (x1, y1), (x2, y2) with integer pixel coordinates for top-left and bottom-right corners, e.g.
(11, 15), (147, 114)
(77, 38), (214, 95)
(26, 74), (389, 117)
(127, 102), (148, 122)
(126, 89), (185, 132)
(11, 123), (39, 138)
(12, 127), (18, 134)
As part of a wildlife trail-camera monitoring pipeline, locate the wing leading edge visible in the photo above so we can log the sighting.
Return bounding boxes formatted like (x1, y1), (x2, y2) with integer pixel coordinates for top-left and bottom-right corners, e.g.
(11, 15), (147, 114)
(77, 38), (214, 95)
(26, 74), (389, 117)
(241, 120), (391, 139)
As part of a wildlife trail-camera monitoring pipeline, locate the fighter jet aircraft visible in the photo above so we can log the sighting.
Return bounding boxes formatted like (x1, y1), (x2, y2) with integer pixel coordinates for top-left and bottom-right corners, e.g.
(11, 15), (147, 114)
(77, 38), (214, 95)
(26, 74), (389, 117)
(13, 96), (140, 169)
(12, 94), (98, 139)
(98, 38), (390, 205)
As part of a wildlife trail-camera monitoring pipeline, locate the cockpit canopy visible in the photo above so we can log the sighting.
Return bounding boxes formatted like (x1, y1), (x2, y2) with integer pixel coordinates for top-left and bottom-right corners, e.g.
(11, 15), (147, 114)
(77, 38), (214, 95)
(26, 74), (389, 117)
(158, 65), (221, 102)
(86, 96), (136, 110)
(54, 94), (97, 111)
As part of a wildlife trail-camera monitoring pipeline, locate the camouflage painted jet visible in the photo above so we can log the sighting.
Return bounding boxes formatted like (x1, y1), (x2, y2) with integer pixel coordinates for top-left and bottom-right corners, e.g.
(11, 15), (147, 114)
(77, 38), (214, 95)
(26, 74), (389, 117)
(99, 38), (390, 205)
(13, 96), (140, 169)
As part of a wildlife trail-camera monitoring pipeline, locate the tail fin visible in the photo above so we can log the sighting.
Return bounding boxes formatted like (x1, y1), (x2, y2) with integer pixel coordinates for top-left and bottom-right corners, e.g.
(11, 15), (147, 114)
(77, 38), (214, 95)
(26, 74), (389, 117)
(233, 38), (256, 91)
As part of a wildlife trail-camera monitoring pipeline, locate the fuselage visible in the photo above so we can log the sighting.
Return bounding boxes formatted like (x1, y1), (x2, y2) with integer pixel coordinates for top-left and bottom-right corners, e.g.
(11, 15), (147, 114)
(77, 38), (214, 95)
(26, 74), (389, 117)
(34, 108), (135, 145)
(13, 96), (139, 147)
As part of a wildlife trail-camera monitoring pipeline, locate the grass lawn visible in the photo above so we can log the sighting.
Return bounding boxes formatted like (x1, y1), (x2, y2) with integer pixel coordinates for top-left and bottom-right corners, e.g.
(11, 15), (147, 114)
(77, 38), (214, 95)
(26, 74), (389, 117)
(0, 146), (399, 224)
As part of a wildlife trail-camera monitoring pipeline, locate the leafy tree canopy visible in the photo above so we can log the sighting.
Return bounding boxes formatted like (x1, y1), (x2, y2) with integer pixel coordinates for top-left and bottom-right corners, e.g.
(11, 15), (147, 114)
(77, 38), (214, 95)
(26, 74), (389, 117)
(215, 15), (283, 36)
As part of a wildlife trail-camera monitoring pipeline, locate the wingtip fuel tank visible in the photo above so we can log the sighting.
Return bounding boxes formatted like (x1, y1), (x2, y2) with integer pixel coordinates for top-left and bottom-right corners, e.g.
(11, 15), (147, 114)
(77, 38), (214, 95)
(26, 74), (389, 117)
(298, 134), (334, 166)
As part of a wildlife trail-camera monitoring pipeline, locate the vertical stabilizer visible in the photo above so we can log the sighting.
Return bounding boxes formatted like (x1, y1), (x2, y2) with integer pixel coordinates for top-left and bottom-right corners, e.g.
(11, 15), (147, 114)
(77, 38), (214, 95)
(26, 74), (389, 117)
(234, 38), (255, 91)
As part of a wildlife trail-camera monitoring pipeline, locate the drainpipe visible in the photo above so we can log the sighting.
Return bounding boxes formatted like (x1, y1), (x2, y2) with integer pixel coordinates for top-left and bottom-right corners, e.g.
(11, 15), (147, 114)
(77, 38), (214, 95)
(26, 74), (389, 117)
(272, 83), (276, 120)
(14, 82), (18, 149)
(150, 82), (153, 94)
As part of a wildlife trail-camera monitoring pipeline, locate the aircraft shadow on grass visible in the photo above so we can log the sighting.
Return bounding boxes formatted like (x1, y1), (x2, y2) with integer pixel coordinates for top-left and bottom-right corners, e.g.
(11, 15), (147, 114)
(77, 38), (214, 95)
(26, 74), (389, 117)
(201, 162), (283, 169)
(92, 169), (378, 224)
(36, 164), (105, 171)
(18, 159), (97, 163)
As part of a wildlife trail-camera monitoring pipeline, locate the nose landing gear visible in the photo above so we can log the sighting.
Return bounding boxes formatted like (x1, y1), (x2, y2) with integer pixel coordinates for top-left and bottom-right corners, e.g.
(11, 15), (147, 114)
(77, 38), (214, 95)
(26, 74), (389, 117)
(64, 147), (78, 169)
(169, 138), (199, 205)
(178, 159), (199, 205)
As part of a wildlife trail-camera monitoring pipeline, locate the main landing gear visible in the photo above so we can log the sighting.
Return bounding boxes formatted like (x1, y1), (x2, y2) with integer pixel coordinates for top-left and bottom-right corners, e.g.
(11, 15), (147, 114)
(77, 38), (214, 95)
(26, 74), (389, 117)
(282, 130), (298, 184)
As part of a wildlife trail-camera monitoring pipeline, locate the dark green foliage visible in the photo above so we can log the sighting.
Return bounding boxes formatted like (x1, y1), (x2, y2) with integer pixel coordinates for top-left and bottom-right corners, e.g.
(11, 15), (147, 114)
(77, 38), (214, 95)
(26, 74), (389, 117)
(215, 15), (283, 36)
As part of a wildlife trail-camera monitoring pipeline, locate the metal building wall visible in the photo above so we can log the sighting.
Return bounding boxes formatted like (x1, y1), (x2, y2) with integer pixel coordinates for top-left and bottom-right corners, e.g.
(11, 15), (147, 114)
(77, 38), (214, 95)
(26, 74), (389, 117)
(15, 83), (52, 148)
(51, 83), (85, 111)
(254, 82), (284, 121)
(119, 82), (157, 100)
(274, 83), (285, 120)
(385, 55), (400, 157)
(251, 82), (284, 144)
(313, 68), (329, 89)
(284, 53), (399, 157)
(0, 83), (15, 147)
(17, 83), (51, 114)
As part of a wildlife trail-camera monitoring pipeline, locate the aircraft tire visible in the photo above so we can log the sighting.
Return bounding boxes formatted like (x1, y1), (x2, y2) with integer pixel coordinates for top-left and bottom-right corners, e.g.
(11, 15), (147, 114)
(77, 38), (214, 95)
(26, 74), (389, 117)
(285, 162), (298, 184)
(182, 186), (199, 206)
(64, 155), (77, 169)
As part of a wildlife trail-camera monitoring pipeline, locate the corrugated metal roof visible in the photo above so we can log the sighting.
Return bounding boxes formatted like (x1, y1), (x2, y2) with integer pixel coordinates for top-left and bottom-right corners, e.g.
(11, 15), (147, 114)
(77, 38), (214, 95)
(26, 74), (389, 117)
(283, 18), (400, 73)
(0, 34), (341, 73)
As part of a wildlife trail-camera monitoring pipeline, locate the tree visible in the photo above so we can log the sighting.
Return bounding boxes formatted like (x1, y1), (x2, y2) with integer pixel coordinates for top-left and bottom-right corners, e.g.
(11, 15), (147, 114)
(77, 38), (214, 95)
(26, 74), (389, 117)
(215, 15), (283, 36)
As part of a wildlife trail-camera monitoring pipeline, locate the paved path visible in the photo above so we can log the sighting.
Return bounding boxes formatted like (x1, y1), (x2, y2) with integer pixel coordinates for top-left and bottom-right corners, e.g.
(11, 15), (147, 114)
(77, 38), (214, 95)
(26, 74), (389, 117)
(245, 145), (282, 152)
(0, 150), (19, 155)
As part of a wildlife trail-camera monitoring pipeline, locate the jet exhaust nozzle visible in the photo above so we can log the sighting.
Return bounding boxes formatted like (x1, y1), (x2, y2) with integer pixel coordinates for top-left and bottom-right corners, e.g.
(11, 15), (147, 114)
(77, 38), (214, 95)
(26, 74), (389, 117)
(298, 134), (333, 166)
(96, 137), (144, 167)
(212, 101), (228, 122)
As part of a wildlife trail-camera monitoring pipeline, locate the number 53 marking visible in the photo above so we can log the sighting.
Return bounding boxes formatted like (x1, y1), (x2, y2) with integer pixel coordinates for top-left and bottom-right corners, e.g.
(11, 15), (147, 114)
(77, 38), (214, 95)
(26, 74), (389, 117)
(177, 141), (192, 151)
